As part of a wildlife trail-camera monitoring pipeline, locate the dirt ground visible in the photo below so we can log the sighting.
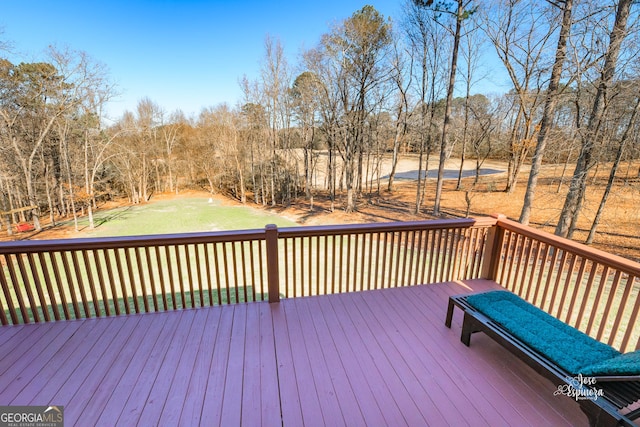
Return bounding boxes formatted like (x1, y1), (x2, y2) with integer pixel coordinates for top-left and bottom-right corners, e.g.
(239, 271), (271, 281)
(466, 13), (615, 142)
(5, 158), (640, 262)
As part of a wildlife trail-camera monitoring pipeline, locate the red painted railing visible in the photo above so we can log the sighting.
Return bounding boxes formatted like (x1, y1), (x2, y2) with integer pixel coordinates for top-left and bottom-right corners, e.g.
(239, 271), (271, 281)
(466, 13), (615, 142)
(0, 218), (494, 324)
(0, 215), (638, 353)
(487, 217), (640, 353)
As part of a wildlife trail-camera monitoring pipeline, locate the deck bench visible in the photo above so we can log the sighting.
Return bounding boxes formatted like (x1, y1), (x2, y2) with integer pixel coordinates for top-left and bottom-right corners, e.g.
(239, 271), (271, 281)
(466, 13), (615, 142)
(445, 290), (640, 427)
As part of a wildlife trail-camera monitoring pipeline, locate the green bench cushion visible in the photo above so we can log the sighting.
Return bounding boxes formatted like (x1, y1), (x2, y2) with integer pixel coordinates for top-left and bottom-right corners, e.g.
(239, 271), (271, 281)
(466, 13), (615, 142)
(466, 290), (620, 375)
(580, 350), (640, 376)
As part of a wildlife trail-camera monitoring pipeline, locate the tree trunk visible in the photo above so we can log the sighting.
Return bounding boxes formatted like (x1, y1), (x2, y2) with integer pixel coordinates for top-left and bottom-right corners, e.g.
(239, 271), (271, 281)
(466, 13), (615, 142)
(520, 0), (573, 225)
(556, 0), (633, 237)
(456, 68), (472, 191)
(586, 91), (640, 244)
(433, 0), (463, 216)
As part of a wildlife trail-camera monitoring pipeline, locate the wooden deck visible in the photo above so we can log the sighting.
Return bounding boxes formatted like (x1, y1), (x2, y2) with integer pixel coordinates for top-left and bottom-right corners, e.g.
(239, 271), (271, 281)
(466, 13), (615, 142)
(0, 279), (587, 426)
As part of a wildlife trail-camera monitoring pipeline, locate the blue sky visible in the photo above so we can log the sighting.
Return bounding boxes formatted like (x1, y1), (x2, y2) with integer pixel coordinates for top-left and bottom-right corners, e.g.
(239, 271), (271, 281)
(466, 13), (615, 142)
(2, 1), (507, 120)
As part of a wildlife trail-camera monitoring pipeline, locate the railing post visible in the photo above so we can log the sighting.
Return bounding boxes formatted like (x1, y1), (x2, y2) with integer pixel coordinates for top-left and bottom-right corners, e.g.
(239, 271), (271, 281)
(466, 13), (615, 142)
(265, 224), (280, 303)
(481, 214), (506, 281)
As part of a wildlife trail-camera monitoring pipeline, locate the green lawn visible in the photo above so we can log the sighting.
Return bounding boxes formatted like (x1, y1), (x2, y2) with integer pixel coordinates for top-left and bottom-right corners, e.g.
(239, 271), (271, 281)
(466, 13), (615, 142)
(64, 197), (297, 237)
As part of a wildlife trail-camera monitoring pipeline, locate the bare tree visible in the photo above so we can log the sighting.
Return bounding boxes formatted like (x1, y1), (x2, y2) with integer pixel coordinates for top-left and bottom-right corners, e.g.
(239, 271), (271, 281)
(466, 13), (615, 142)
(519, 0), (574, 224)
(482, 0), (557, 194)
(386, 33), (413, 193)
(403, 0), (449, 213)
(586, 85), (640, 243)
(315, 5), (392, 212)
(0, 47), (109, 230)
(556, 0), (635, 238)
(260, 35), (292, 206)
(291, 71), (322, 210)
(456, 17), (484, 191)
(414, 0), (478, 216)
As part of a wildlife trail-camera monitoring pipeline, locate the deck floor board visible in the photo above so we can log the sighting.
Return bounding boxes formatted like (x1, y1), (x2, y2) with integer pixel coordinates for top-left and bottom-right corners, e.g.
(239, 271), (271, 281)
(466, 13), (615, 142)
(0, 280), (588, 426)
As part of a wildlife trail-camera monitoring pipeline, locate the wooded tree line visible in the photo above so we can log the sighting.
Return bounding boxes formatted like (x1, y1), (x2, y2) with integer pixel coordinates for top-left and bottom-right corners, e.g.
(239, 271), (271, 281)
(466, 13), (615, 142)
(1, 0), (639, 241)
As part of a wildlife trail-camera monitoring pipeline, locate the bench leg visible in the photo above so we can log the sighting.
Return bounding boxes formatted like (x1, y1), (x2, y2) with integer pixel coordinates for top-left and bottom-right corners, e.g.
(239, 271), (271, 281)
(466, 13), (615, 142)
(461, 312), (482, 346)
(445, 298), (455, 328)
(580, 404), (619, 427)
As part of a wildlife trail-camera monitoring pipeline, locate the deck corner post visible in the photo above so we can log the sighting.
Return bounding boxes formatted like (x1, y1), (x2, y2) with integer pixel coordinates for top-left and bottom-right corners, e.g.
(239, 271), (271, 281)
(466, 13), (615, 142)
(265, 224), (280, 303)
(481, 214), (507, 281)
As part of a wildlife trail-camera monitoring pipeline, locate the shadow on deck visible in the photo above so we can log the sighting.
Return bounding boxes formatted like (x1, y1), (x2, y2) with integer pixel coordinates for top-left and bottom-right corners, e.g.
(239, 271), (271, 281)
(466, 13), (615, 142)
(0, 279), (587, 426)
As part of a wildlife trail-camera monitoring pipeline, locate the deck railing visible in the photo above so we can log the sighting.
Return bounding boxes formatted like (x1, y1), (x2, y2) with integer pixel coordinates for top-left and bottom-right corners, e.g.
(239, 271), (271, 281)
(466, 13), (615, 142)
(275, 218), (494, 298)
(486, 216), (640, 353)
(0, 230), (270, 324)
(0, 218), (494, 325)
(0, 214), (638, 353)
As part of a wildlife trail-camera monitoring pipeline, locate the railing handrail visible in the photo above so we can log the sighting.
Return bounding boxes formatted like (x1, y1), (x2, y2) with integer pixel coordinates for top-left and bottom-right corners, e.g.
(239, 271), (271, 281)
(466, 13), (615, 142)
(496, 217), (640, 278)
(0, 218), (497, 254)
(0, 229), (268, 254)
(277, 217), (498, 238)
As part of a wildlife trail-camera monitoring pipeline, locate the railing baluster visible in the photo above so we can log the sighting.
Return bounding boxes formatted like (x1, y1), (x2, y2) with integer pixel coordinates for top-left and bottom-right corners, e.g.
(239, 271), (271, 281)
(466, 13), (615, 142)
(565, 256), (588, 325)
(133, 247), (149, 313)
(91, 250), (110, 316)
(0, 255), (19, 324)
(257, 240), (265, 301)
(302, 237), (308, 295)
(556, 253), (578, 319)
(70, 251), (91, 317)
(420, 230), (431, 284)
(174, 245), (186, 308)
(50, 253), (70, 320)
(143, 247), (159, 312)
(59, 252), (81, 319)
(212, 242), (222, 305)
(597, 270), (622, 342)
(497, 231), (514, 285)
(0, 286), (8, 325)
(184, 244), (197, 308)
(379, 232), (388, 289)
(444, 228), (456, 281)
(586, 266), (611, 336)
(512, 237), (531, 297)
(153, 247), (168, 311)
(26, 253), (49, 322)
(331, 235), (337, 294)
(523, 240), (541, 302)
(310, 236), (316, 295)
(101, 249), (118, 315)
(548, 250), (568, 315)
(431, 229), (442, 284)
(15, 254), (40, 322)
(315, 235), (321, 295)
(366, 233), (374, 291)
(37, 252), (59, 320)
(619, 276), (639, 352)
(283, 238), (289, 299)
(203, 243), (213, 306)
(575, 261), (598, 330)
(230, 241), (238, 303)
(79, 250), (100, 317)
(608, 274), (635, 347)
(323, 235), (329, 295)
(248, 241), (256, 302)
(358, 234), (365, 292)
(121, 248), (138, 313)
(292, 237), (297, 298)
(388, 231), (396, 287)
(399, 231), (408, 286)
(436, 229), (446, 283)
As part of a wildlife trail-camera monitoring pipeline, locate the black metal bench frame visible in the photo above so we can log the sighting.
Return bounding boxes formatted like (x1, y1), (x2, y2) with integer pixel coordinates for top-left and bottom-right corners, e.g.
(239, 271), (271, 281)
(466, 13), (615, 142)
(446, 292), (640, 427)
